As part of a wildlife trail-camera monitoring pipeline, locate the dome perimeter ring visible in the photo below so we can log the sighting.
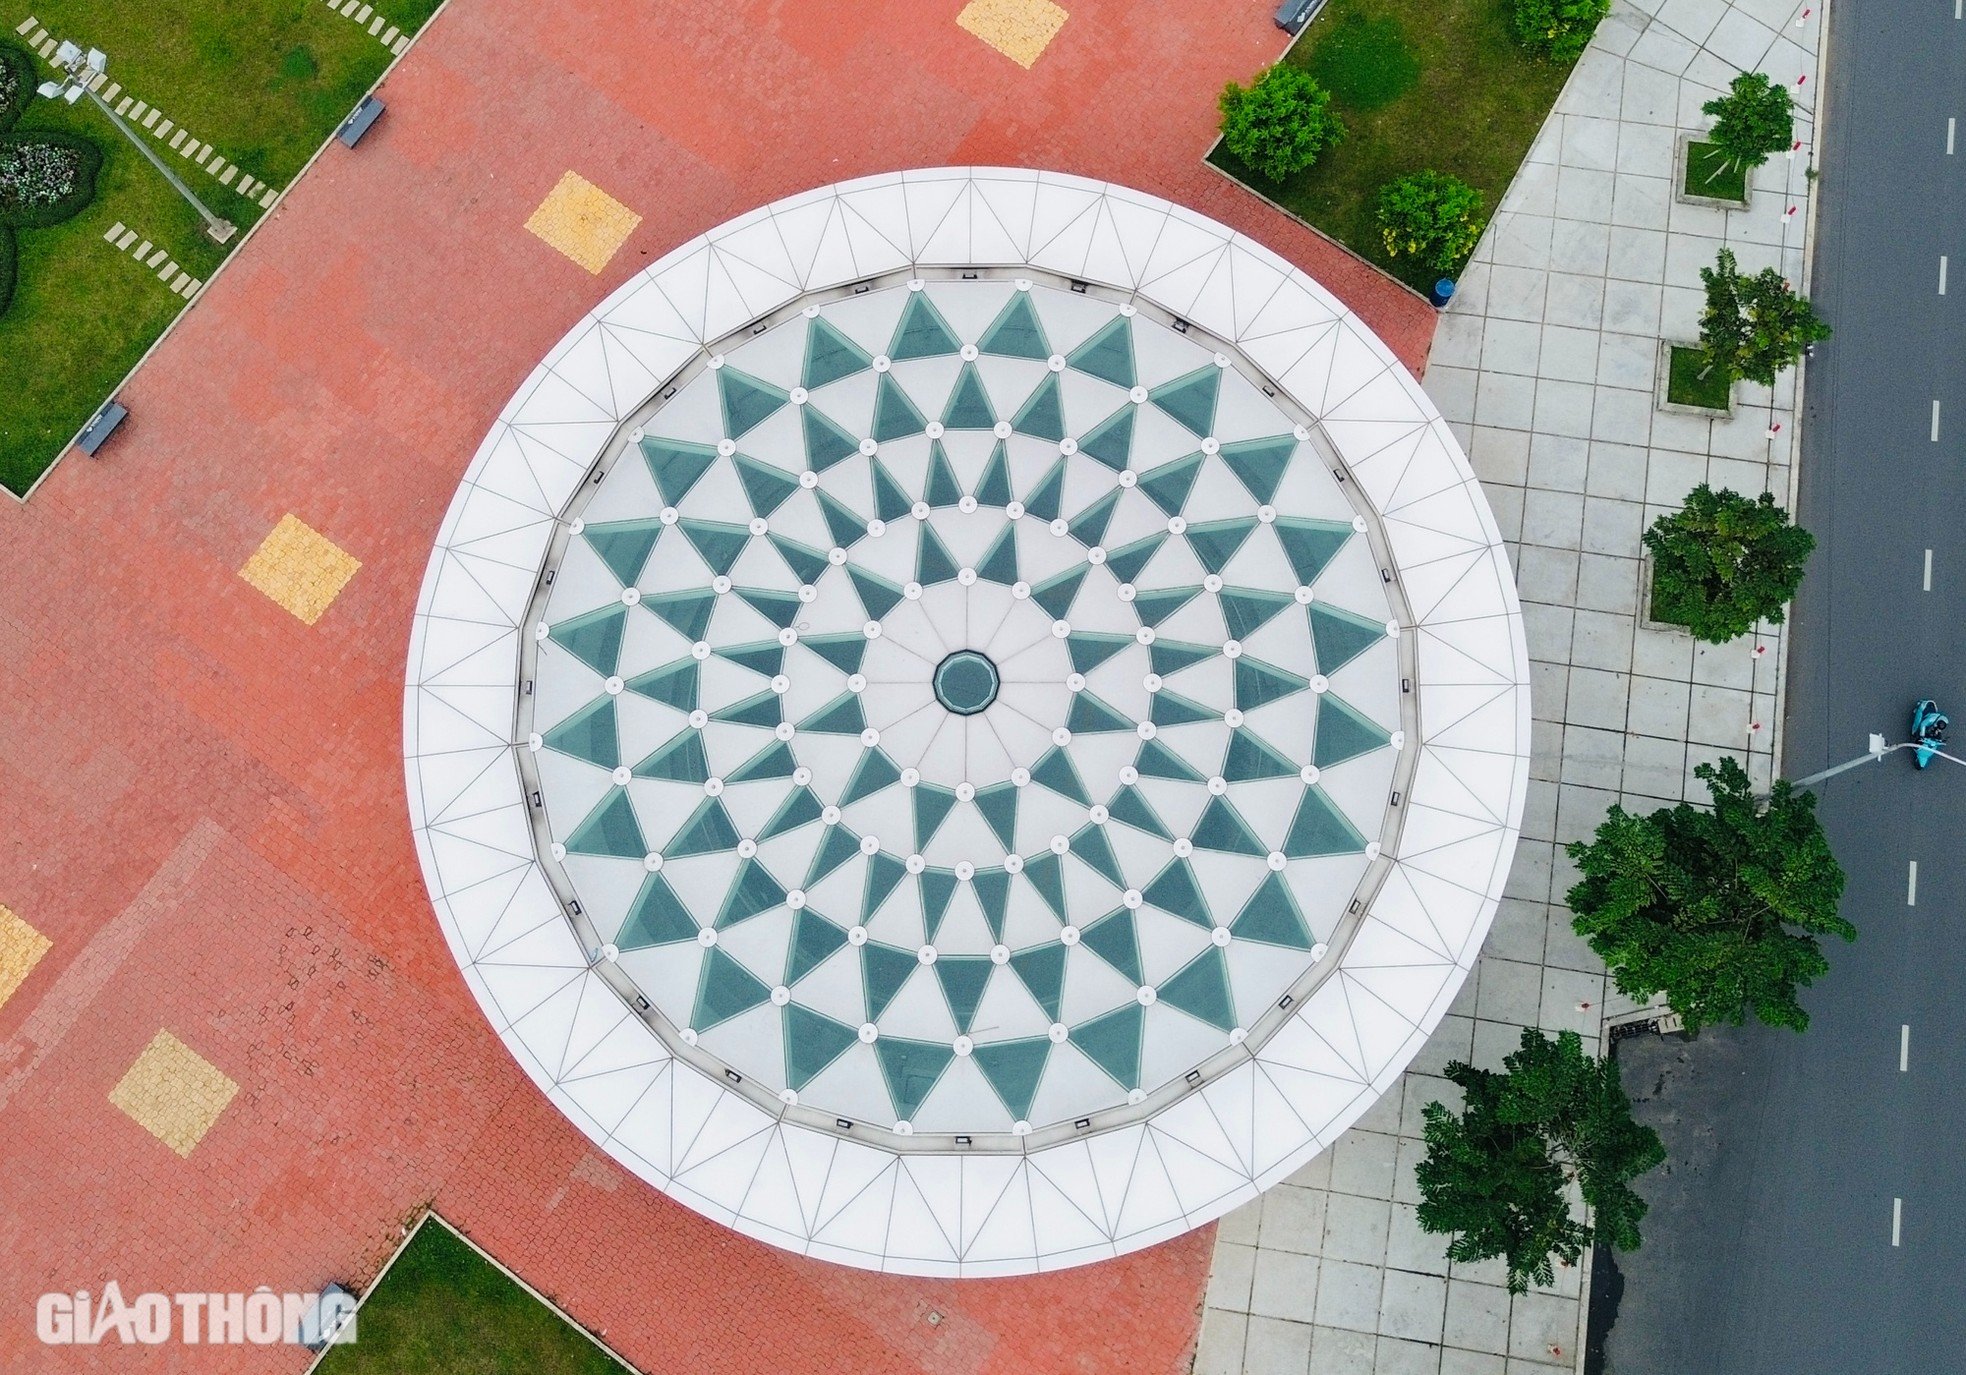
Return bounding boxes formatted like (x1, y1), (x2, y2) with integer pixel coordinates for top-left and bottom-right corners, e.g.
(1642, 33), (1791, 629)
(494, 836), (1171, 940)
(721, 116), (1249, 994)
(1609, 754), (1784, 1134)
(406, 169), (1531, 1275)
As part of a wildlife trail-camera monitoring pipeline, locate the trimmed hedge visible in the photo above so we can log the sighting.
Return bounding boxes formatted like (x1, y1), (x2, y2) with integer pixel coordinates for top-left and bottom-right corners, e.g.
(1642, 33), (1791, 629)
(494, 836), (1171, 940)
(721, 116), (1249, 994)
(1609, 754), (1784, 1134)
(0, 225), (15, 317)
(0, 42), (29, 135)
(0, 130), (102, 229)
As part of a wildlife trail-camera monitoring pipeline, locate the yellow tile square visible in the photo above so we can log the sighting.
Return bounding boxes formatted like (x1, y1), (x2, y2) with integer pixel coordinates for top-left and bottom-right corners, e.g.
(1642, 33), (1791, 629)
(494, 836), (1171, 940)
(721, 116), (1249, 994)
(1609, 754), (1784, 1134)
(239, 514), (361, 625)
(0, 904), (51, 1013)
(109, 1030), (239, 1157)
(524, 171), (643, 274)
(956, 0), (1068, 68)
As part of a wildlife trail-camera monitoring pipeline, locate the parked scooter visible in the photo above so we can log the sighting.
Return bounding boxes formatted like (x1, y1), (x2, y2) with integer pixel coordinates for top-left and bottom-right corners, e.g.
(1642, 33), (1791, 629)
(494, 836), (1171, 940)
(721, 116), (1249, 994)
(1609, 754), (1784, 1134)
(1911, 699), (1950, 768)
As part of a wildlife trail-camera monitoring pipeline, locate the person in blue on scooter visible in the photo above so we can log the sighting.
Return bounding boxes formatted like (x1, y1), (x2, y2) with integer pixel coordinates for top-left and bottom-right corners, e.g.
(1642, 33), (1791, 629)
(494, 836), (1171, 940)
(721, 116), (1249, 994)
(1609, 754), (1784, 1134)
(1912, 699), (1950, 768)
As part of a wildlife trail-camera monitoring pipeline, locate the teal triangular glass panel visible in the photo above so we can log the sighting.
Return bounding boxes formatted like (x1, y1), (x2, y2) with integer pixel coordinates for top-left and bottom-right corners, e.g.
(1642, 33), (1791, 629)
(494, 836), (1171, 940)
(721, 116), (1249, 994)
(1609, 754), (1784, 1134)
(716, 639), (785, 677)
(693, 947), (772, 1031)
(979, 291), (1050, 360)
(759, 784), (824, 840)
(1070, 823), (1126, 887)
(717, 857), (787, 928)
(1148, 639), (1216, 676)
(973, 1038), (1051, 1121)
(1275, 517), (1353, 586)
(618, 874), (697, 949)
(737, 587), (803, 630)
(1135, 737), (1206, 782)
(718, 366), (788, 439)
(643, 589), (715, 642)
(1076, 403), (1134, 470)
(584, 519), (662, 586)
(805, 824), (862, 886)
(566, 790), (646, 859)
(1233, 871), (1313, 948)
(735, 454), (802, 518)
(1284, 785), (1367, 857)
(1236, 656), (1310, 709)
(1068, 490), (1121, 548)
(1191, 795), (1268, 856)
(870, 458), (914, 522)
(1009, 941), (1067, 1021)
(632, 727), (710, 783)
(847, 565), (904, 620)
(916, 524), (961, 586)
(1223, 727), (1300, 782)
(816, 489), (869, 548)
(942, 363), (998, 429)
(549, 605), (627, 675)
(972, 868), (1013, 939)
(680, 519), (752, 577)
(786, 906), (849, 984)
(1022, 851), (1069, 921)
(1185, 518), (1258, 575)
(1022, 457), (1067, 522)
(863, 942), (919, 1021)
(1080, 909), (1142, 983)
(1107, 785), (1172, 839)
(799, 692), (866, 735)
(802, 404), (863, 473)
(727, 738), (798, 783)
(841, 748), (901, 805)
(1314, 695), (1391, 768)
(1150, 366), (1221, 437)
(863, 851), (908, 921)
(875, 1037), (956, 1121)
(625, 657), (698, 711)
(975, 525), (1020, 586)
(1311, 603), (1391, 676)
(1067, 316), (1135, 387)
(1158, 946), (1236, 1031)
(1142, 857), (1211, 927)
(542, 697), (618, 768)
(1012, 373), (1066, 442)
(925, 441), (963, 506)
(712, 689), (781, 729)
(974, 782), (1019, 851)
(1138, 452), (1204, 516)
(1219, 586), (1294, 639)
(1104, 533), (1165, 586)
(639, 436), (717, 505)
(1029, 746), (1091, 804)
(872, 373), (928, 442)
(973, 440), (1014, 506)
(801, 631), (868, 675)
(804, 316), (874, 390)
(1220, 436), (1296, 504)
(914, 785), (959, 848)
(935, 957), (995, 1034)
(1067, 632), (1132, 673)
(784, 1004), (859, 1091)
(1133, 585), (1201, 628)
(769, 533), (832, 586)
(921, 868), (960, 942)
(1149, 689), (1217, 728)
(1072, 1004), (1143, 1088)
(666, 797), (740, 858)
(1029, 566), (1086, 621)
(889, 292), (962, 360)
(1066, 692), (1135, 734)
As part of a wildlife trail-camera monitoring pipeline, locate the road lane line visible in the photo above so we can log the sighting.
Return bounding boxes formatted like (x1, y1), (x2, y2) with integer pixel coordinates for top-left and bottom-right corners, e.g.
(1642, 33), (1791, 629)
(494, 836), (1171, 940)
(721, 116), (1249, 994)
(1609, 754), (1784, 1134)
(1925, 549), (1934, 590)
(1943, 256), (1950, 295)
(1893, 1198), (1903, 1247)
(1933, 400), (1943, 442)
(1908, 860), (1918, 905)
(1901, 1024), (1910, 1071)
(1952, 117), (1959, 154)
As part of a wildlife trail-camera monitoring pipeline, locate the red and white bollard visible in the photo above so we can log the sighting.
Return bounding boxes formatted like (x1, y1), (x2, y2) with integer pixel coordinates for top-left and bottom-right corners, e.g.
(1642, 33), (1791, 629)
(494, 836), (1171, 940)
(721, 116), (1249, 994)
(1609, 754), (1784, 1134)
(1796, 7), (1812, 24)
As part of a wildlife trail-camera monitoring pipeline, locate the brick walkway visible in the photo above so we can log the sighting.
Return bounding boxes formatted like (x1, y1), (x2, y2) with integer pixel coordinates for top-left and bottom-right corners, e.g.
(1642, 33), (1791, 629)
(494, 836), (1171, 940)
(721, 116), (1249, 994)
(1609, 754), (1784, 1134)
(0, 0), (1432, 1371)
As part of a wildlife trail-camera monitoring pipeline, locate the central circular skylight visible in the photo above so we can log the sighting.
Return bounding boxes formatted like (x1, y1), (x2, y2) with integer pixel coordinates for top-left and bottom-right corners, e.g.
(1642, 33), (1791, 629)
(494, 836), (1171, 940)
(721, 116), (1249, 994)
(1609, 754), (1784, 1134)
(523, 277), (1404, 1139)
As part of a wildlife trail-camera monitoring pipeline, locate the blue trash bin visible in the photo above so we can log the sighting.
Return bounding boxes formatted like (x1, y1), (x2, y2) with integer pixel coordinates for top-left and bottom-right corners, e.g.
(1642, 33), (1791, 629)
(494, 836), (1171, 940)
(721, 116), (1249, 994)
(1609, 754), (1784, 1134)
(1431, 278), (1457, 308)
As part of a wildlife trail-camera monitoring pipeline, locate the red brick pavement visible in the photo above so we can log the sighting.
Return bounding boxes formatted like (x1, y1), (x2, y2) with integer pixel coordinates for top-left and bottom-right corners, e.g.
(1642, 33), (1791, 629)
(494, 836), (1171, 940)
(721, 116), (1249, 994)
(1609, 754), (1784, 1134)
(0, 0), (1433, 1369)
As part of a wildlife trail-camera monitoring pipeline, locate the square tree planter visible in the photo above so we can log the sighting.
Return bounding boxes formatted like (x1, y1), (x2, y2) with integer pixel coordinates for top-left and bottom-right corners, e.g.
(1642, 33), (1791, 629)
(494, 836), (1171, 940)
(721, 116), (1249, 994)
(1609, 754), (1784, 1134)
(1675, 132), (1752, 209)
(1638, 550), (1695, 636)
(1657, 340), (1735, 417)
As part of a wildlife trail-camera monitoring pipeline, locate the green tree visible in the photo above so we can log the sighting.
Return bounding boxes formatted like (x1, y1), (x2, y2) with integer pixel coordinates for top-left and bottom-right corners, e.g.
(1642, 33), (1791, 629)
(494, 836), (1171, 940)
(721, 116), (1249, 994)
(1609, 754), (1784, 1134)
(1701, 71), (1794, 178)
(1567, 757), (1850, 1033)
(1218, 65), (1345, 184)
(1510, 0), (1611, 61)
(1418, 1028), (1664, 1294)
(1376, 171), (1485, 275)
(1645, 484), (1813, 642)
(1696, 247), (1830, 386)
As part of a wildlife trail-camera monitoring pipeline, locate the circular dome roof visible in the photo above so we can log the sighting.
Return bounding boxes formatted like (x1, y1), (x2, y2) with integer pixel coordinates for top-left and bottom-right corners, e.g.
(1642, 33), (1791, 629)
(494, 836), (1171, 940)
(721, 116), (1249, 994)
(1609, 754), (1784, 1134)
(406, 170), (1530, 1275)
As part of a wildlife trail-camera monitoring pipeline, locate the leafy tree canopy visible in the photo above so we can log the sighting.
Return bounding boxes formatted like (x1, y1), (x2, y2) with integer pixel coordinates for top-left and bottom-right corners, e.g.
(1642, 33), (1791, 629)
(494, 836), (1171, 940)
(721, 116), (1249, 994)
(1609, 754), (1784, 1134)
(1376, 171), (1485, 276)
(1645, 484), (1813, 642)
(1702, 71), (1794, 169)
(1218, 65), (1345, 185)
(1697, 246), (1831, 387)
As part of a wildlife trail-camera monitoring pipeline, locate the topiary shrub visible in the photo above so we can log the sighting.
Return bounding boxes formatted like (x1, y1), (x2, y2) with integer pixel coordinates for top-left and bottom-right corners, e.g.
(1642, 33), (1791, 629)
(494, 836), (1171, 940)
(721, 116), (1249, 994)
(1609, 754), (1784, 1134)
(1376, 171), (1485, 275)
(0, 130), (102, 228)
(1510, 0), (1610, 61)
(1218, 65), (1346, 184)
(0, 41), (30, 134)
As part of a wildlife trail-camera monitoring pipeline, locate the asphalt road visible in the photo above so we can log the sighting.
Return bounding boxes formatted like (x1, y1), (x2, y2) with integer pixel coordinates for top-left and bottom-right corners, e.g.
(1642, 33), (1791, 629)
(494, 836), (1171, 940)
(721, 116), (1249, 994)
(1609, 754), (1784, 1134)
(1599, 2), (1966, 1371)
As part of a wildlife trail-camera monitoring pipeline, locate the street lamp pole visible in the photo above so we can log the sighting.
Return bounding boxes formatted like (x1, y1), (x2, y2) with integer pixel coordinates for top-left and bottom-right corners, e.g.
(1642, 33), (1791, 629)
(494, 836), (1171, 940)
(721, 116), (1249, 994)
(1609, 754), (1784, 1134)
(37, 43), (235, 244)
(1785, 733), (1966, 791)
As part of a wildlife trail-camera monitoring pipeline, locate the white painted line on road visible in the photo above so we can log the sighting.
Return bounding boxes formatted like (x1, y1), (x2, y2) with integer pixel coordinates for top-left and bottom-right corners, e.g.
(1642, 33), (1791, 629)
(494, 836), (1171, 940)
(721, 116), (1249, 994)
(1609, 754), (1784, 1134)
(1942, 256), (1949, 295)
(1924, 549), (1934, 590)
(1951, 117), (1958, 154)
(1901, 1023), (1910, 1071)
(1893, 1197), (1903, 1247)
(1908, 860), (1919, 906)
(1933, 400), (1943, 442)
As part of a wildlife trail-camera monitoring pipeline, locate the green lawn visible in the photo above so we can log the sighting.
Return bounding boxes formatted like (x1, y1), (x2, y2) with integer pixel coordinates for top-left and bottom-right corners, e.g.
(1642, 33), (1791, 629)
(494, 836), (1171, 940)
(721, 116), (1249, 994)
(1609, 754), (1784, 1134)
(316, 1218), (627, 1375)
(1207, 0), (1580, 294)
(0, 0), (438, 493)
(1681, 140), (1747, 203)
(1664, 344), (1734, 411)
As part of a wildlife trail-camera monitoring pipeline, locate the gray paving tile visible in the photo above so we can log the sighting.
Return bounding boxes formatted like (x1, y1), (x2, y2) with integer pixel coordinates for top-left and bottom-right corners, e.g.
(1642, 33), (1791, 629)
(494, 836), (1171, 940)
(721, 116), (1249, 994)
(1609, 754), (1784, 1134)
(1330, 1130), (1401, 1199)
(1374, 1335), (1440, 1375)
(1323, 1192), (1394, 1267)
(1444, 1279), (1512, 1355)
(1247, 1315), (1317, 1375)
(1263, 1183), (1330, 1252)
(1251, 1248), (1323, 1323)
(1316, 1259), (1388, 1332)
(1196, 1307), (1248, 1375)
(1211, 1239), (1259, 1311)
(1308, 1325), (1377, 1375)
